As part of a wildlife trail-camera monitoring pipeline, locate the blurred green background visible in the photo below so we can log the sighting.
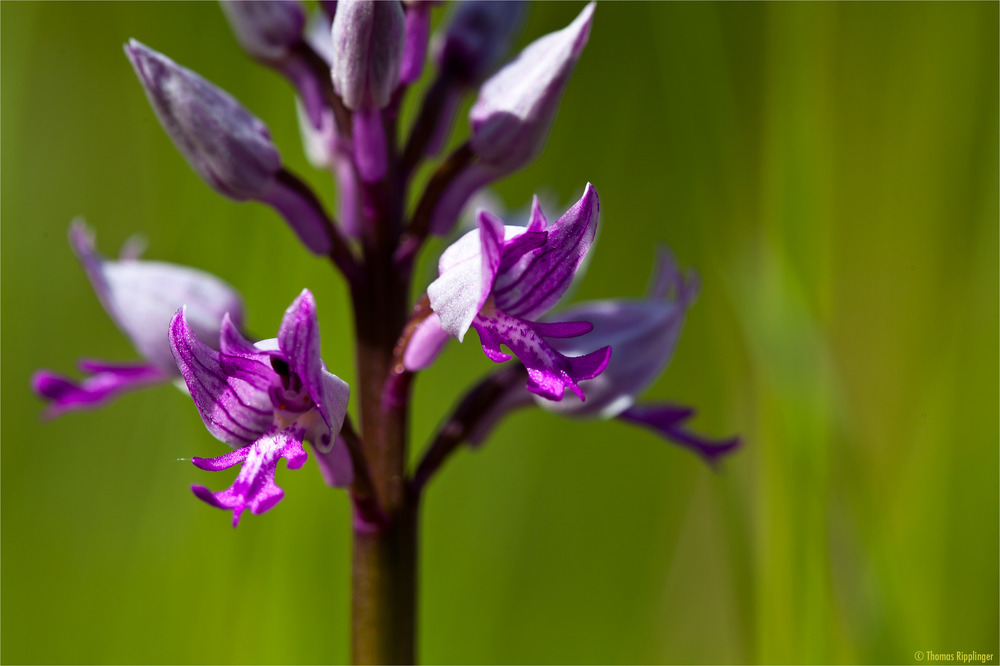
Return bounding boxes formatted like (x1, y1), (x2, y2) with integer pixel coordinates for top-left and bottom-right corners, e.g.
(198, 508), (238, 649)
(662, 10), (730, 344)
(2, 2), (997, 664)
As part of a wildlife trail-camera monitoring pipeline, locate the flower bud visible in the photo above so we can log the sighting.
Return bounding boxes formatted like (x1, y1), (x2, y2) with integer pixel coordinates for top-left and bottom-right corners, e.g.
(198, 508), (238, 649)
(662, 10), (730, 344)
(435, 0), (527, 85)
(219, 0), (306, 63)
(330, 0), (406, 110)
(125, 39), (282, 200)
(469, 2), (593, 172)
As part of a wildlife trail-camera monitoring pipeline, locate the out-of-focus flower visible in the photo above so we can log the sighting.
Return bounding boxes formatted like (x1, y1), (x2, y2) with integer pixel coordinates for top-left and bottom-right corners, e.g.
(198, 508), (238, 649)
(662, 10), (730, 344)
(170, 290), (351, 526)
(32, 220), (244, 418)
(413, 184), (610, 401)
(469, 251), (741, 464)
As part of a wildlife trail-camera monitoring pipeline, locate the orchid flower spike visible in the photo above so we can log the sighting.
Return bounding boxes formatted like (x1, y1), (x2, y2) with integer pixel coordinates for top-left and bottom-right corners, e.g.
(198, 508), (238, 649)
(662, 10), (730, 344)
(125, 40), (335, 255)
(330, 0), (406, 182)
(430, 2), (593, 235)
(411, 184), (611, 402)
(32, 220), (245, 419)
(169, 290), (351, 527)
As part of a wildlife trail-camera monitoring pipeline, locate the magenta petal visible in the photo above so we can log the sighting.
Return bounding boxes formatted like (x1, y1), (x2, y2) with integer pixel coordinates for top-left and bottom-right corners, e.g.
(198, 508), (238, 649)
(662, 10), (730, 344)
(436, 0), (527, 85)
(492, 184), (599, 320)
(191, 427), (309, 527)
(276, 290), (350, 435)
(218, 314), (261, 357)
(169, 308), (274, 446)
(428, 210), (505, 341)
(32, 362), (168, 419)
(618, 404), (742, 466)
(471, 310), (610, 401)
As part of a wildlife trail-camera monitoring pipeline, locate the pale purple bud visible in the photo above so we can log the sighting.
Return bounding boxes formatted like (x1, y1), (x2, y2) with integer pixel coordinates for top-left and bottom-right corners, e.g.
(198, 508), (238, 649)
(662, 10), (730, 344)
(435, 0), (527, 85)
(220, 0), (306, 63)
(125, 40), (281, 200)
(330, 0), (406, 110)
(469, 2), (593, 172)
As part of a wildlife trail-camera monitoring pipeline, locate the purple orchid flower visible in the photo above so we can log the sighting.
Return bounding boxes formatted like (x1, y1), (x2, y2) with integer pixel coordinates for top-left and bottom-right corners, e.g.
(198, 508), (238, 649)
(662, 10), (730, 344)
(470, 251), (741, 464)
(430, 2), (594, 235)
(32, 220), (244, 419)
(410, 184), (611, 402)
(169, 289), (351, 526)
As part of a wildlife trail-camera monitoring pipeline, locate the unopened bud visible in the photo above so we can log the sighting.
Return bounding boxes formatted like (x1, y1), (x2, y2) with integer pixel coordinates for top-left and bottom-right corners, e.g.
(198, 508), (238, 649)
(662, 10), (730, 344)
(125, 39), (281, 200)
(469, 2), (593, 173)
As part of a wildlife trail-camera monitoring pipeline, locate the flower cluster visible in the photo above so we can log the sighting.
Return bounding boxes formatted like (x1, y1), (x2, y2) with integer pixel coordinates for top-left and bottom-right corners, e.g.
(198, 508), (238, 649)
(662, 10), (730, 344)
(33, 0), (739, 529)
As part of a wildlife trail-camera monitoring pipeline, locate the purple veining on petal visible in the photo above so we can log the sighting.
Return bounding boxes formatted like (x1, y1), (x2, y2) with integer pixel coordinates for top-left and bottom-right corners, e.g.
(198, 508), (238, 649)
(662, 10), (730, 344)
(618, 405), (741, 466)
(276, 290), (349, 435)
(31, 363), (169, 420)
(169, 308), (275, 446)
(492, 183), (599, 320)
(428, 210), (505, 341)
(471, 309), (610, 401)
(191, 425), (310, 527)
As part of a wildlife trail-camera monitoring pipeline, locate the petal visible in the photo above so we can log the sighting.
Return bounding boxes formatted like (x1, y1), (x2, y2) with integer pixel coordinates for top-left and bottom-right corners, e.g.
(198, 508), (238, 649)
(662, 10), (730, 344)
(403, 312), (451, 371)
(428, 210), (505, 341)
(471, 309), (610, 401)
(219, 313), (263, 357)
(492, 183), (599, 319)
(618, 405), (742, 466)
(31, 362), (169, 420)
(70, 220), (246, 371)
(191, 426), (310, 527)
(277, 290), (349, 434)
(170, 308), (275, 446)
